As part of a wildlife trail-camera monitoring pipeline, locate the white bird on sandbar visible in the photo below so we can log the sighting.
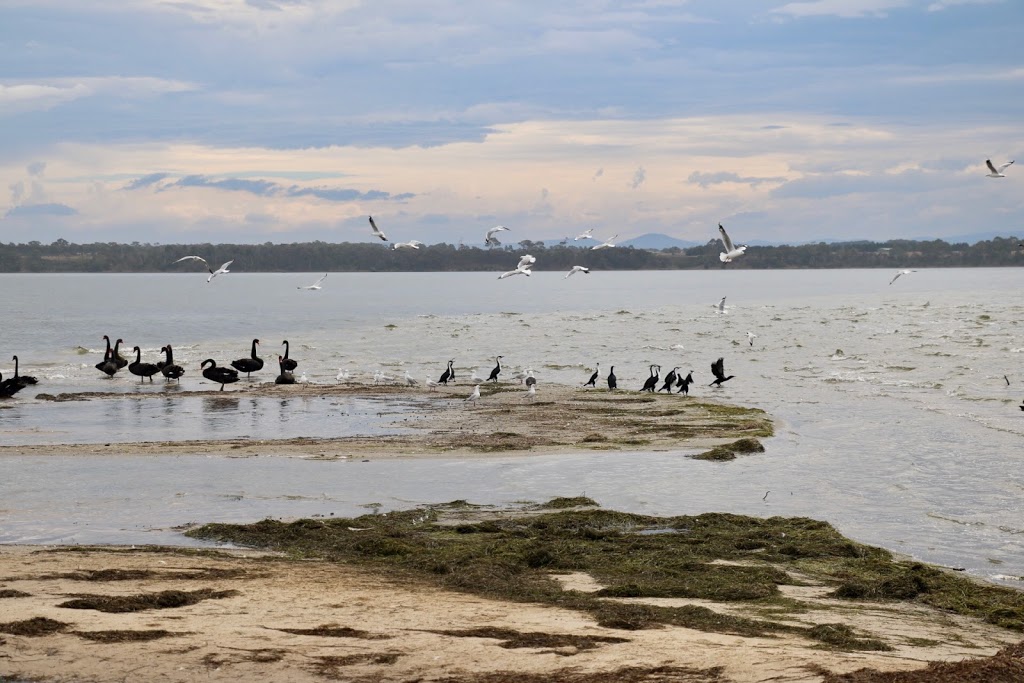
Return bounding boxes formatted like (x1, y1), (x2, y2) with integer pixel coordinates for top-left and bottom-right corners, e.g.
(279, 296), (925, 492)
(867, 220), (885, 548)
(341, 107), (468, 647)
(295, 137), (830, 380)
(466, 384), (481, 406)
(173, 255), (233, 283)
(485, 225), (509, 247)
(889, 269), (916, 285)
(498, 254), (536, 279)
(574, 229), (594, 241)
(564, 266), (590, 279)
(985, 159), (1014, 178)
(391, 240), (423, 250)
(591, 234), (617, 250)
(524, 384), (537, 402)
(404, 370), (418, 386)
(718, 223), (747, 263)
(298, 273), (327, 290)
(368, 215), (388, 241)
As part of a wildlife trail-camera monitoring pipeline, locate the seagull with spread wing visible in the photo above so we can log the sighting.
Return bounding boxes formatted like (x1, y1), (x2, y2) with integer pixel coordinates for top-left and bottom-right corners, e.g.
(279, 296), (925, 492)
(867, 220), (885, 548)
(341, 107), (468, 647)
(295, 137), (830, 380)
(718, 223), (747, 263)
(574, 229), (594, 241)
(986, 159), (1014, 178)
(498, 254), (536, 279)
(174, 255), (234, 282)
(591, 234), (617, 250)
(298, 273), (327, 290)
(564, 266), (590, 279)
(889, 269), (916, 285)
(368, 215), (388, 241)
(391, 240), (423, 250)
(485, 225), (509, 247)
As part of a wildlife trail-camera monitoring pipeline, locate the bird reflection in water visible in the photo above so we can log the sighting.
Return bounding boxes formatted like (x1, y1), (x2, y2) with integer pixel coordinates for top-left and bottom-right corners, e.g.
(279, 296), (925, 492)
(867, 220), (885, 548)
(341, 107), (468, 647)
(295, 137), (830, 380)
(204, 396), (240, 413)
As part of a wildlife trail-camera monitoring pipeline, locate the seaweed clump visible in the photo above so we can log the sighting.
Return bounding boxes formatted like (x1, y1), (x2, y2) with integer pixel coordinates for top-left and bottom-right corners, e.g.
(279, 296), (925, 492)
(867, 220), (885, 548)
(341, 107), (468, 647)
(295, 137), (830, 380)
(58, 588), (238, 613)
(691, 438), (765, 461)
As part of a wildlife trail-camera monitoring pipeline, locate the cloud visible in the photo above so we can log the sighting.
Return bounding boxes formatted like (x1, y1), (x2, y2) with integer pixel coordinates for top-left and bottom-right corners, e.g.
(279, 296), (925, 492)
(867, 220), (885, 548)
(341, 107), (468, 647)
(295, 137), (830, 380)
(688, 171), (788, 188)
(0, 77), (197, 116)
(770, 0), (911, 18)
(927, 0), (1002, 10)
(630, 166), (647, 189)
(125, 173), (414, 202)
(5, 202), (77, 217)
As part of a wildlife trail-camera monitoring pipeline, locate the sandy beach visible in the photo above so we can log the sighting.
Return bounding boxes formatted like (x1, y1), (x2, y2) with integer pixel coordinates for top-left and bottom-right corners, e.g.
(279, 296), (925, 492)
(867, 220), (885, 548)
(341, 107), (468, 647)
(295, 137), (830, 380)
(2, 384), (1023, 682)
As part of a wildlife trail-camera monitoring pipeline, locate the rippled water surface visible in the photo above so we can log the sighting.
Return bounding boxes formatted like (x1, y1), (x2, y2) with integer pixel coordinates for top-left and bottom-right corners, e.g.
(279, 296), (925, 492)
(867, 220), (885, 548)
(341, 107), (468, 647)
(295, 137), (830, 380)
(1, 270), (1023, 586)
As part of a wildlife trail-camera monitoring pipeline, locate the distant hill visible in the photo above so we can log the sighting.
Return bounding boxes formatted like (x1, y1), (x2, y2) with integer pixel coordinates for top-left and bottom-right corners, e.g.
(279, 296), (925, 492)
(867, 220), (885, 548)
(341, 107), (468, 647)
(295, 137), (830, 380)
(620, 233), (702, 249)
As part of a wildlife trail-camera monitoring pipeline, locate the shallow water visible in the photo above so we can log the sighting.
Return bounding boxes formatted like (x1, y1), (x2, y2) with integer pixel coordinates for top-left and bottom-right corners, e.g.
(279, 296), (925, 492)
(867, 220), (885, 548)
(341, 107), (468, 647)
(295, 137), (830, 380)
(1, 270), (1023, 587)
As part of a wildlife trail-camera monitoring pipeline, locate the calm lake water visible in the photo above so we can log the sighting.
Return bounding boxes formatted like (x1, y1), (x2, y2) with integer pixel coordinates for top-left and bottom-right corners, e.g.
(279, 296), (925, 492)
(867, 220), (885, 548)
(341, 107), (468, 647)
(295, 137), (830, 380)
(1, 269), (1023, 586)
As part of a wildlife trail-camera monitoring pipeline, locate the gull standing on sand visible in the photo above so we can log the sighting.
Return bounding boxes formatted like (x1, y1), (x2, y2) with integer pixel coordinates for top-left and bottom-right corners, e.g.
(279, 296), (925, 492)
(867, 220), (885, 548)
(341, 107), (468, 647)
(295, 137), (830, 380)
(485, 226), (509, 247)
(524, 384), (536, 402)
(466, 384), (481, 406)
(298, 273), (327, 290)
(889, 269), (916, 285)
(368, 215), (388, 241)
(718, 223), (747, 263)
(575, 229), (594, 241)
(986, 159), (1014, 178)
(591, 234), (617, 250)
(565, 266), (590, 279)
(174, 256), (234, 283)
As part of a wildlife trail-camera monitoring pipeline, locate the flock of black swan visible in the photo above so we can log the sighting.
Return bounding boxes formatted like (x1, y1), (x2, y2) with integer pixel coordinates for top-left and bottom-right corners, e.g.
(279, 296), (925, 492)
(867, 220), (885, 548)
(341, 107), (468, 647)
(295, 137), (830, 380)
(2, 335), (739, 400)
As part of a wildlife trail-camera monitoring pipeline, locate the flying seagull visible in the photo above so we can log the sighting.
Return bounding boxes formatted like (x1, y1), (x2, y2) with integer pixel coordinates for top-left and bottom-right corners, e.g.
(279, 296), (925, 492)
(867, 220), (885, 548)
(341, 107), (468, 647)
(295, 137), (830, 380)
(591, 234), (617, 250)
(391, 240), (423, 250)
(368, 215), (388, 241)
(718, 223), (747, 263)
(714, 297), (728, 314)
(564, 266), (590, 279)
(574, 229), (594, 241)
(889, 269), (916, 285)
(986, 159), (1014, 178)
(746, 331), (757, 347)
(485, 226), (509, 247)
(174, 255), (233, 283)
(498, 254), (536, 279)
(298, 273), (327, 290)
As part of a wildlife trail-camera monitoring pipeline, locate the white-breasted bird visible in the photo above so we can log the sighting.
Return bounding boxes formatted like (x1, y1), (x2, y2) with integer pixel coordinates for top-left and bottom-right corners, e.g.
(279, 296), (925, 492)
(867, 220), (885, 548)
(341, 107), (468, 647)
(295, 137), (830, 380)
(591, 234), (617, 250)
(368, 215), (388, 241)
(718, 223), (747, 263)
(174, 255), (234, 283)
(714, 297), (728, 314)
(298, 273), (327, 290)
(746, 331), (757, 347)
(565, 266), (590, 279)
(889, 269), (916, 285)
(392, 240), (423, 250)
(498, 254), (536, 279)
(986, 159), (1014, 178)
(485, 226), (509, 247)
(574, 229), (594, 241)
(466, 384), (481, 405)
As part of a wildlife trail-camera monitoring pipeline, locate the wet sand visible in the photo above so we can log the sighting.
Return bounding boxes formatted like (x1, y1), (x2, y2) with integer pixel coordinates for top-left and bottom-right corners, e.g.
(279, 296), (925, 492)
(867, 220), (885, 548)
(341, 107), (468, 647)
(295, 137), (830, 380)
(3, 384), (1023, 681)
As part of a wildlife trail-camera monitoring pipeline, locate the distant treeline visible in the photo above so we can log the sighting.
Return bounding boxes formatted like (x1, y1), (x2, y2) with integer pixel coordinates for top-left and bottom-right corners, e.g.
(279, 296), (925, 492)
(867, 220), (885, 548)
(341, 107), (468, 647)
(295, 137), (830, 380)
(1, 236), (1022, 273)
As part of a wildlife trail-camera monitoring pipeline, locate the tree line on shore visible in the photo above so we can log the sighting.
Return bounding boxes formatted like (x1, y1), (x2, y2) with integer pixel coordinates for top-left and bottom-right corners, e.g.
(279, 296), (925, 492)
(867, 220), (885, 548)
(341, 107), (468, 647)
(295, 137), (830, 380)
(1, 236), (1022, 273)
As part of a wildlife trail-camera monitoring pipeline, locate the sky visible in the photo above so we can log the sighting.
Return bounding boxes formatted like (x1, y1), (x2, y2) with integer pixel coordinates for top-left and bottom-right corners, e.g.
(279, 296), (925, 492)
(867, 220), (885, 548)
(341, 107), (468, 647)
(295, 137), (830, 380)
(1, 0), (1021, 246)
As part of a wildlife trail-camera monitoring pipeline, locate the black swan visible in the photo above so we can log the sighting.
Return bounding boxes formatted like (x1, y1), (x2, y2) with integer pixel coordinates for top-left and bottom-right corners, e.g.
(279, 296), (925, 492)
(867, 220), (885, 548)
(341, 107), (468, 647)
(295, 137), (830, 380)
(129, 346), (160, 382)
(95, 335), (118, 376)
(160, 345), (185, 382)
(0, 370), (27, 397)
(709, 357), (734, 387)
(11, 355), (38, 385)
(231, 339), (264, 378)
(275, 355), (296, 384)
(281, 340), (298, 372)
(201, 359), (239, 390)
(111, 338), (129, 369)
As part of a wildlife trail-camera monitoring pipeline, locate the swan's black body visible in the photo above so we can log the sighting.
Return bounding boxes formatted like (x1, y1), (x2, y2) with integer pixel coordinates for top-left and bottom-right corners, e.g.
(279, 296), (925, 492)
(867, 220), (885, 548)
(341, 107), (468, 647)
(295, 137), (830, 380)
(111, 338), (129, 369)
(128, 346), (160, 382)
(202, 359), (240, 390)
(231, 339), (264, 378)
(11, 356), (38, 385)
(96, 337), (119, 377)
(281, 340), (298, 372)
(275, 355), (296, 384)
(160, 345), (185, 381)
